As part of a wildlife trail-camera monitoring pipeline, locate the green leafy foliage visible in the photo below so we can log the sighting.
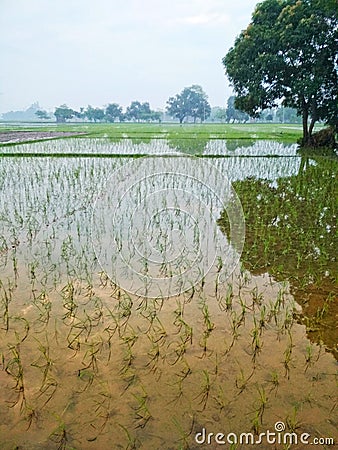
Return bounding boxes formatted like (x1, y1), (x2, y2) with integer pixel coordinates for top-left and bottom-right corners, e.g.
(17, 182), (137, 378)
(223, 0), (338, 144)
(105, 103), (123, 122)
(54, 105), (76, 123)
(84, 105), (105, 122)
(35, 110), (50, 120)
(125, 101), (161, 122)
(166, 85), (211, 123)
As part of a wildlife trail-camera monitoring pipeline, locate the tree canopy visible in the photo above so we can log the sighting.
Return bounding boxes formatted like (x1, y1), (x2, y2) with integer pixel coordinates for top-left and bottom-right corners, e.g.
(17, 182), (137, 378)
(223, 0), (338, 145)
(125, 101), (150, 121)
(125, 101), (161, 122)
(54, 105), (76, 123)
(166, 85), (211, 123)
(84, 105), (105, 122)
(35, 110), (50, 120)
(105, 103), (124, 122)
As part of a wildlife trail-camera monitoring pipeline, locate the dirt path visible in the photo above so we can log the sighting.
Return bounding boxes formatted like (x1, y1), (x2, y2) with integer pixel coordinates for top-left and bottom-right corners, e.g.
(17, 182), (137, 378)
(0, 130), (86, 144)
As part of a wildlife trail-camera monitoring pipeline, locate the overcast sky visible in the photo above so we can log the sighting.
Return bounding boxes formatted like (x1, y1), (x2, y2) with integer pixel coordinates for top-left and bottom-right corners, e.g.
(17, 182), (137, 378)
(0, 0), (258, 114)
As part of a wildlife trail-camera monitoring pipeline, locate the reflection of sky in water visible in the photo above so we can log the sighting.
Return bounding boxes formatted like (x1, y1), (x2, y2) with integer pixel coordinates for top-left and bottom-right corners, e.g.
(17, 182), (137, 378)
(1, 137), (298, 156)
(1, 138), (336, 353)
(212, 156), (300, 181)
(1, 138), (301, 183)
(0, 152), (301, 238)
(0, 138), (301, 255)
(90, 157), (244, 297)
(0, 143), (299, 291)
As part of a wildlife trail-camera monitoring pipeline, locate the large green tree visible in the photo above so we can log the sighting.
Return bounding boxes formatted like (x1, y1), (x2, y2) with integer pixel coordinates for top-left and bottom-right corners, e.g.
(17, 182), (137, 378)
(166, 85), (211, 123)
(105, 103), (123, 122)
(84, 105), (105, 122)
(54, 105), (75, 123)
(223, 0), (338, 145)
(125, 101), (152, 121)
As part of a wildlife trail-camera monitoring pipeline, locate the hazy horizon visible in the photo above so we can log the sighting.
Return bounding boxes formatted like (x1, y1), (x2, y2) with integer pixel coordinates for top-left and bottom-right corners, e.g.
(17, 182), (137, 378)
(0, 0), (258, 114)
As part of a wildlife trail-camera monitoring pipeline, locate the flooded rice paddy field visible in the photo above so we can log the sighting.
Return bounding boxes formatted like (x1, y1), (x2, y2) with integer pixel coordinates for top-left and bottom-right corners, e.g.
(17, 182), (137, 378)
(0, 138), (337, 449)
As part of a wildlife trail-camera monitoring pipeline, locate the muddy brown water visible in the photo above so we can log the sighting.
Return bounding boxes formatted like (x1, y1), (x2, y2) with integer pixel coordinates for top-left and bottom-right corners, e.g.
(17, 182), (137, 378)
(0, 139), (336, 449)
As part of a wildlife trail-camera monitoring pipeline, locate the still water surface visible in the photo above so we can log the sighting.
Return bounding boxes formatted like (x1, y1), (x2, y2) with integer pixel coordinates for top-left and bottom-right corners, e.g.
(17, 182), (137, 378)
(0, 138), (336, 449)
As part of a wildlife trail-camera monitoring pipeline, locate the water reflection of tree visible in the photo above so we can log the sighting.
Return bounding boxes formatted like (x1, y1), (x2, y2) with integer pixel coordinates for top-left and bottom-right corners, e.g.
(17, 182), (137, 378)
(167, 137), (210, 155)
(218, 155), (338, 359)
(223, 139), (254, 153)
(166, 137), (255, 155)
(129, 137), (153, 145)
(107, 136), (153, 145)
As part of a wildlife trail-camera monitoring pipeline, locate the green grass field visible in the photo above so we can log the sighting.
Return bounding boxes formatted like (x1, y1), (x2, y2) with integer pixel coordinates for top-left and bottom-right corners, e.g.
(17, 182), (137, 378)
(0, 122), (315, 143)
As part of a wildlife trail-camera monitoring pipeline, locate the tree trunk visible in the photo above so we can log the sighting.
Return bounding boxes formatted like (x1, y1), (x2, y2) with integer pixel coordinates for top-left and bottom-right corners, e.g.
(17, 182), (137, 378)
(302, 107), (309, 145)
(308, 98), (318, 139)
(309, 116), (316, 139)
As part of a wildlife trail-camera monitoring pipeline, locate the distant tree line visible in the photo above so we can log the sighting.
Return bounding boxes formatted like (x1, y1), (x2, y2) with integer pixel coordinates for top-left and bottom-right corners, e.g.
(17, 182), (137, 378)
(209, 97), (302, 124)
(1, 85), (320, 126)
(34, 85), (303, 125)
(35, 96), (303, 125)
(51, 101), (162, 124)
(35, 85), (213, 124)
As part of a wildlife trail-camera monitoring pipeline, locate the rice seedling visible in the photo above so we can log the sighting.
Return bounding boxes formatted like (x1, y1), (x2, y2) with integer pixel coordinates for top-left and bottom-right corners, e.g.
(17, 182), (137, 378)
(49, 416), (73, 450)
(255, 385), (268, 424)
(217, 282), (233, 311)
(285, 405), (301, 432)
(5, 344), (27, 410)
(283, 334), (294, 379)
(251, 317), (263, 362)
(304, 343), (315, 373)
(89, 389), (115, 439)
(31, 335), (54, 386)
(145, 339), (161, 371)
(268, 370), (280, 395)
(0, 279), (13, 331)
(36, 376), (58, 409)
(119, 424), (141, 450)
(194, 369), (212, 411)
(24, 404), (40, 430)
(251, 286), (263, 307)
(172, 415), (194, 449)
(251, 410), (261, 435)
(132, 386), (152, 429)
(213, 384), (231, 413)
(32, 289), (52, 326)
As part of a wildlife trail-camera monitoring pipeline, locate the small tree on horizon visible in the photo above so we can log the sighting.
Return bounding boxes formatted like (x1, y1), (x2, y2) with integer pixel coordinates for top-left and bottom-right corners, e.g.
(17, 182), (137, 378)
(35, 110), (50, 120)
(54, 105), (75, 123)
(226, 96), (250, 123)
